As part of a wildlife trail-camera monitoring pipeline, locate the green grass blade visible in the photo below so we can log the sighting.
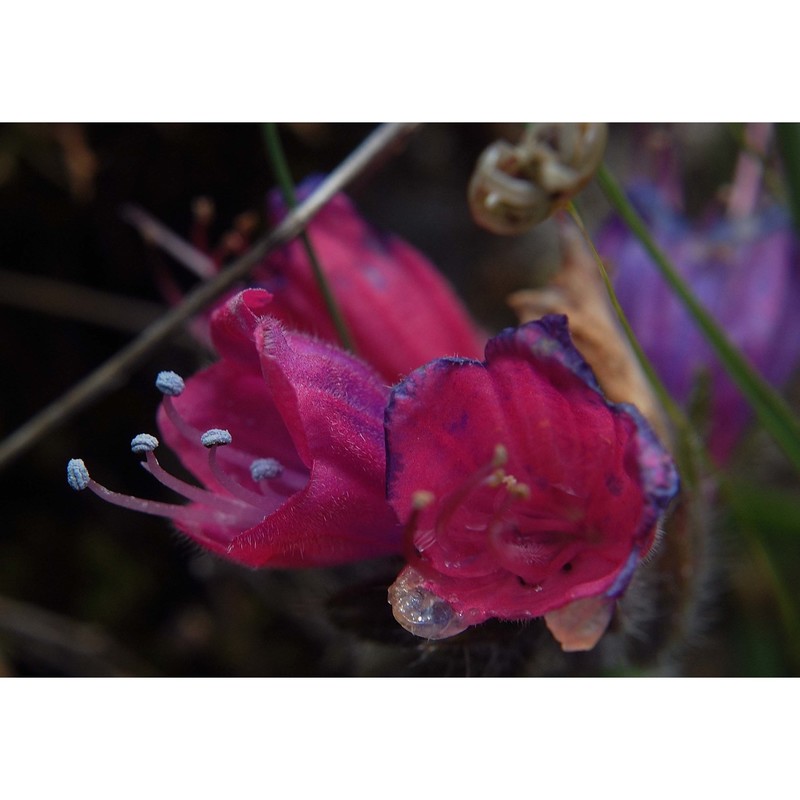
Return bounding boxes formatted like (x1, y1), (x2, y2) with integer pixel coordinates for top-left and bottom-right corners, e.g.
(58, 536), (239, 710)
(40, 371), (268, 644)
(597, 163), (800, 474)
(566, 202), (703, 488)
(262, 123), (356, 353)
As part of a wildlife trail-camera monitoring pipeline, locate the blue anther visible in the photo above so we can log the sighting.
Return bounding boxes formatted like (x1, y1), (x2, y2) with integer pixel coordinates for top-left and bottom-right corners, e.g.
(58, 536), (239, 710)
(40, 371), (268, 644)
(250, 458), (284, 481)
(131, 433), (159, 453)
(201, 428), (232, 448)
(155, 371), (185, 396)
(67, 458), (90, 491)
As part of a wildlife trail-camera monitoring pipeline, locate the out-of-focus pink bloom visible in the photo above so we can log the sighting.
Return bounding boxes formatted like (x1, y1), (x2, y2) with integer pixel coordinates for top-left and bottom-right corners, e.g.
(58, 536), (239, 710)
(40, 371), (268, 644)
(128, 176), (485, 382)
(258, 177), (486, 383)
(385, 316), (678, 649)
(597, 184), (800, 462)
(68, 289), (402, 568)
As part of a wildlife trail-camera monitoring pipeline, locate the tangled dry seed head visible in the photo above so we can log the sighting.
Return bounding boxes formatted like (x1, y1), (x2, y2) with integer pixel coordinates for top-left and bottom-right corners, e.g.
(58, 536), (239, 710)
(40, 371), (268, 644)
(468, 123), (608, 235)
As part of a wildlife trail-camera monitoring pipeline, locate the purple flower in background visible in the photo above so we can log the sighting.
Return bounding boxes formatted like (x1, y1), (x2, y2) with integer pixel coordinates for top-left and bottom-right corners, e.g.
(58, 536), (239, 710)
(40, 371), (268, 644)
(596, 182), (800, 462)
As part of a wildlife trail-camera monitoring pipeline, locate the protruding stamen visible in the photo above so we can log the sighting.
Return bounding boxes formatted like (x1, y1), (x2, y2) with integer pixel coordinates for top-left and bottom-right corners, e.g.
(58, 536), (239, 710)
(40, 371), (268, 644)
(414, 527), (437, 553)
(155, 371), (185, 397)
(131, 433), (159, 453)
(251, 459), (309, 498)
(250, 458), (283, 481)
(433, 443), (511, 539)
(412, 490), (435, 510)
(234, 211), (259, 238)
(192, 196), (215, 225)
(408, 444), (529, 563)
(65, 457), (243, 536)
(204, 430), (272, 510)
(138, 448), (250, 512)
(201, 428), (232, 448)
(492, 444), (508, 468)
(403, 491), (437, 559)
(155, 379), (303, 482)
(486, 468), (507, 488)
(158, 380), (208, 453)
(67, 458), (90, 491)
(191, 196), (215, 258)
(502, 475), (531, 500)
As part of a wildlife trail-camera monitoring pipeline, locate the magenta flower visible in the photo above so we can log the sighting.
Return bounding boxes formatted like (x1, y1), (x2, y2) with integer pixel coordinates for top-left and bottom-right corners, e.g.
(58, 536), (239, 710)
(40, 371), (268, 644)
(385, 316), (678, 649)
(258, 177), (486, 383)
(597, 183), (800, 463)
(68, 288), (402, 568)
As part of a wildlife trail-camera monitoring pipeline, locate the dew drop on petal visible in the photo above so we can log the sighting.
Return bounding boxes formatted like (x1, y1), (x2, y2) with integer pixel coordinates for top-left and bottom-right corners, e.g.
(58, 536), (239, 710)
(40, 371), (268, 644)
(388, 567), (469, 640)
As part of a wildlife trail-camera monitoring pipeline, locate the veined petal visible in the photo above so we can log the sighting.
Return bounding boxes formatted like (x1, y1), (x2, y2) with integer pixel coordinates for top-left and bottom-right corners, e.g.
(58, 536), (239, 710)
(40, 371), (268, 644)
(143, 290), (403, 567)
(255, 317), (392, 470)
(386, 315), (678, 642)
(544, 595), (617, 652)
(226, 458), (402, 567)
(157, 360), (303, 498)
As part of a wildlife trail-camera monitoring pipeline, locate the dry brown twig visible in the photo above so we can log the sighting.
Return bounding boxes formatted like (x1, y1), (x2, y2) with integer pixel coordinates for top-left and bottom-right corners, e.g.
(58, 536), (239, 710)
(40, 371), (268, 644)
(0, 123), (422, 472)
(0, 593), (157, 676)
(0, 268), (175, 335)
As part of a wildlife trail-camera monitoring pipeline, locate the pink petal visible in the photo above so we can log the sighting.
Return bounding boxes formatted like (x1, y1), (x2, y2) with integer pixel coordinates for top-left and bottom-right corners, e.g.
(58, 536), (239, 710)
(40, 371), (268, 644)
(544, 596), (616, 652)
(386, 316), (678, 637)
(155, 290), (403, 568)
(260, 179), (486, 382)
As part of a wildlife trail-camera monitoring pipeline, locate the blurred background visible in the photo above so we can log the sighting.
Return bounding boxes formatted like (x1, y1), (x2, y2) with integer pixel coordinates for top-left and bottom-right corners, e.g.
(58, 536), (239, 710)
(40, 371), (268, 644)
(1, 122), (798, 676)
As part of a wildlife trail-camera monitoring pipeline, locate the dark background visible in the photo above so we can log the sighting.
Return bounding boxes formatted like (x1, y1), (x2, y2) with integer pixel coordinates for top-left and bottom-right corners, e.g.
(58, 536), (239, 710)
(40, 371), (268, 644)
(1, 123), (797, 676)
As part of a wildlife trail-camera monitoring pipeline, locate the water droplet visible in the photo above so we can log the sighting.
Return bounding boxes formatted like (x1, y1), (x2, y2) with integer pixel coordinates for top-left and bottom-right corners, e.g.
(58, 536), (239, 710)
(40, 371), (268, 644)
(388, 567), (469, 640)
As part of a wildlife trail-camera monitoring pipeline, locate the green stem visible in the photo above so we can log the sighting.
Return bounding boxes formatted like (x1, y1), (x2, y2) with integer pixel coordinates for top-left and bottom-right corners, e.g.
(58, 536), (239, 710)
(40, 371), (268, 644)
(742, 525), (800, 671)
(261, 123), (356, 353)
(566, 202), (702, 487)
(596, 163), (800, 476)
(573, 194), (800, 659)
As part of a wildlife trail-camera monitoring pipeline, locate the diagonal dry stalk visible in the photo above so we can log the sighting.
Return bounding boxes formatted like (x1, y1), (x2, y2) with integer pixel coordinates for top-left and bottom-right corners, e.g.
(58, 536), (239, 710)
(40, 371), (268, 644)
(0, 593), (158, 676)
(0, 123), (422, 472)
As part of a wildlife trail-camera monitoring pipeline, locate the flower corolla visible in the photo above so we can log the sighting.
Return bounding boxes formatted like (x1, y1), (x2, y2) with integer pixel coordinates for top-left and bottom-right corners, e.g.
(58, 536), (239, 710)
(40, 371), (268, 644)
(385, 316), (678, 649)
(68, 289), (402, 567)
